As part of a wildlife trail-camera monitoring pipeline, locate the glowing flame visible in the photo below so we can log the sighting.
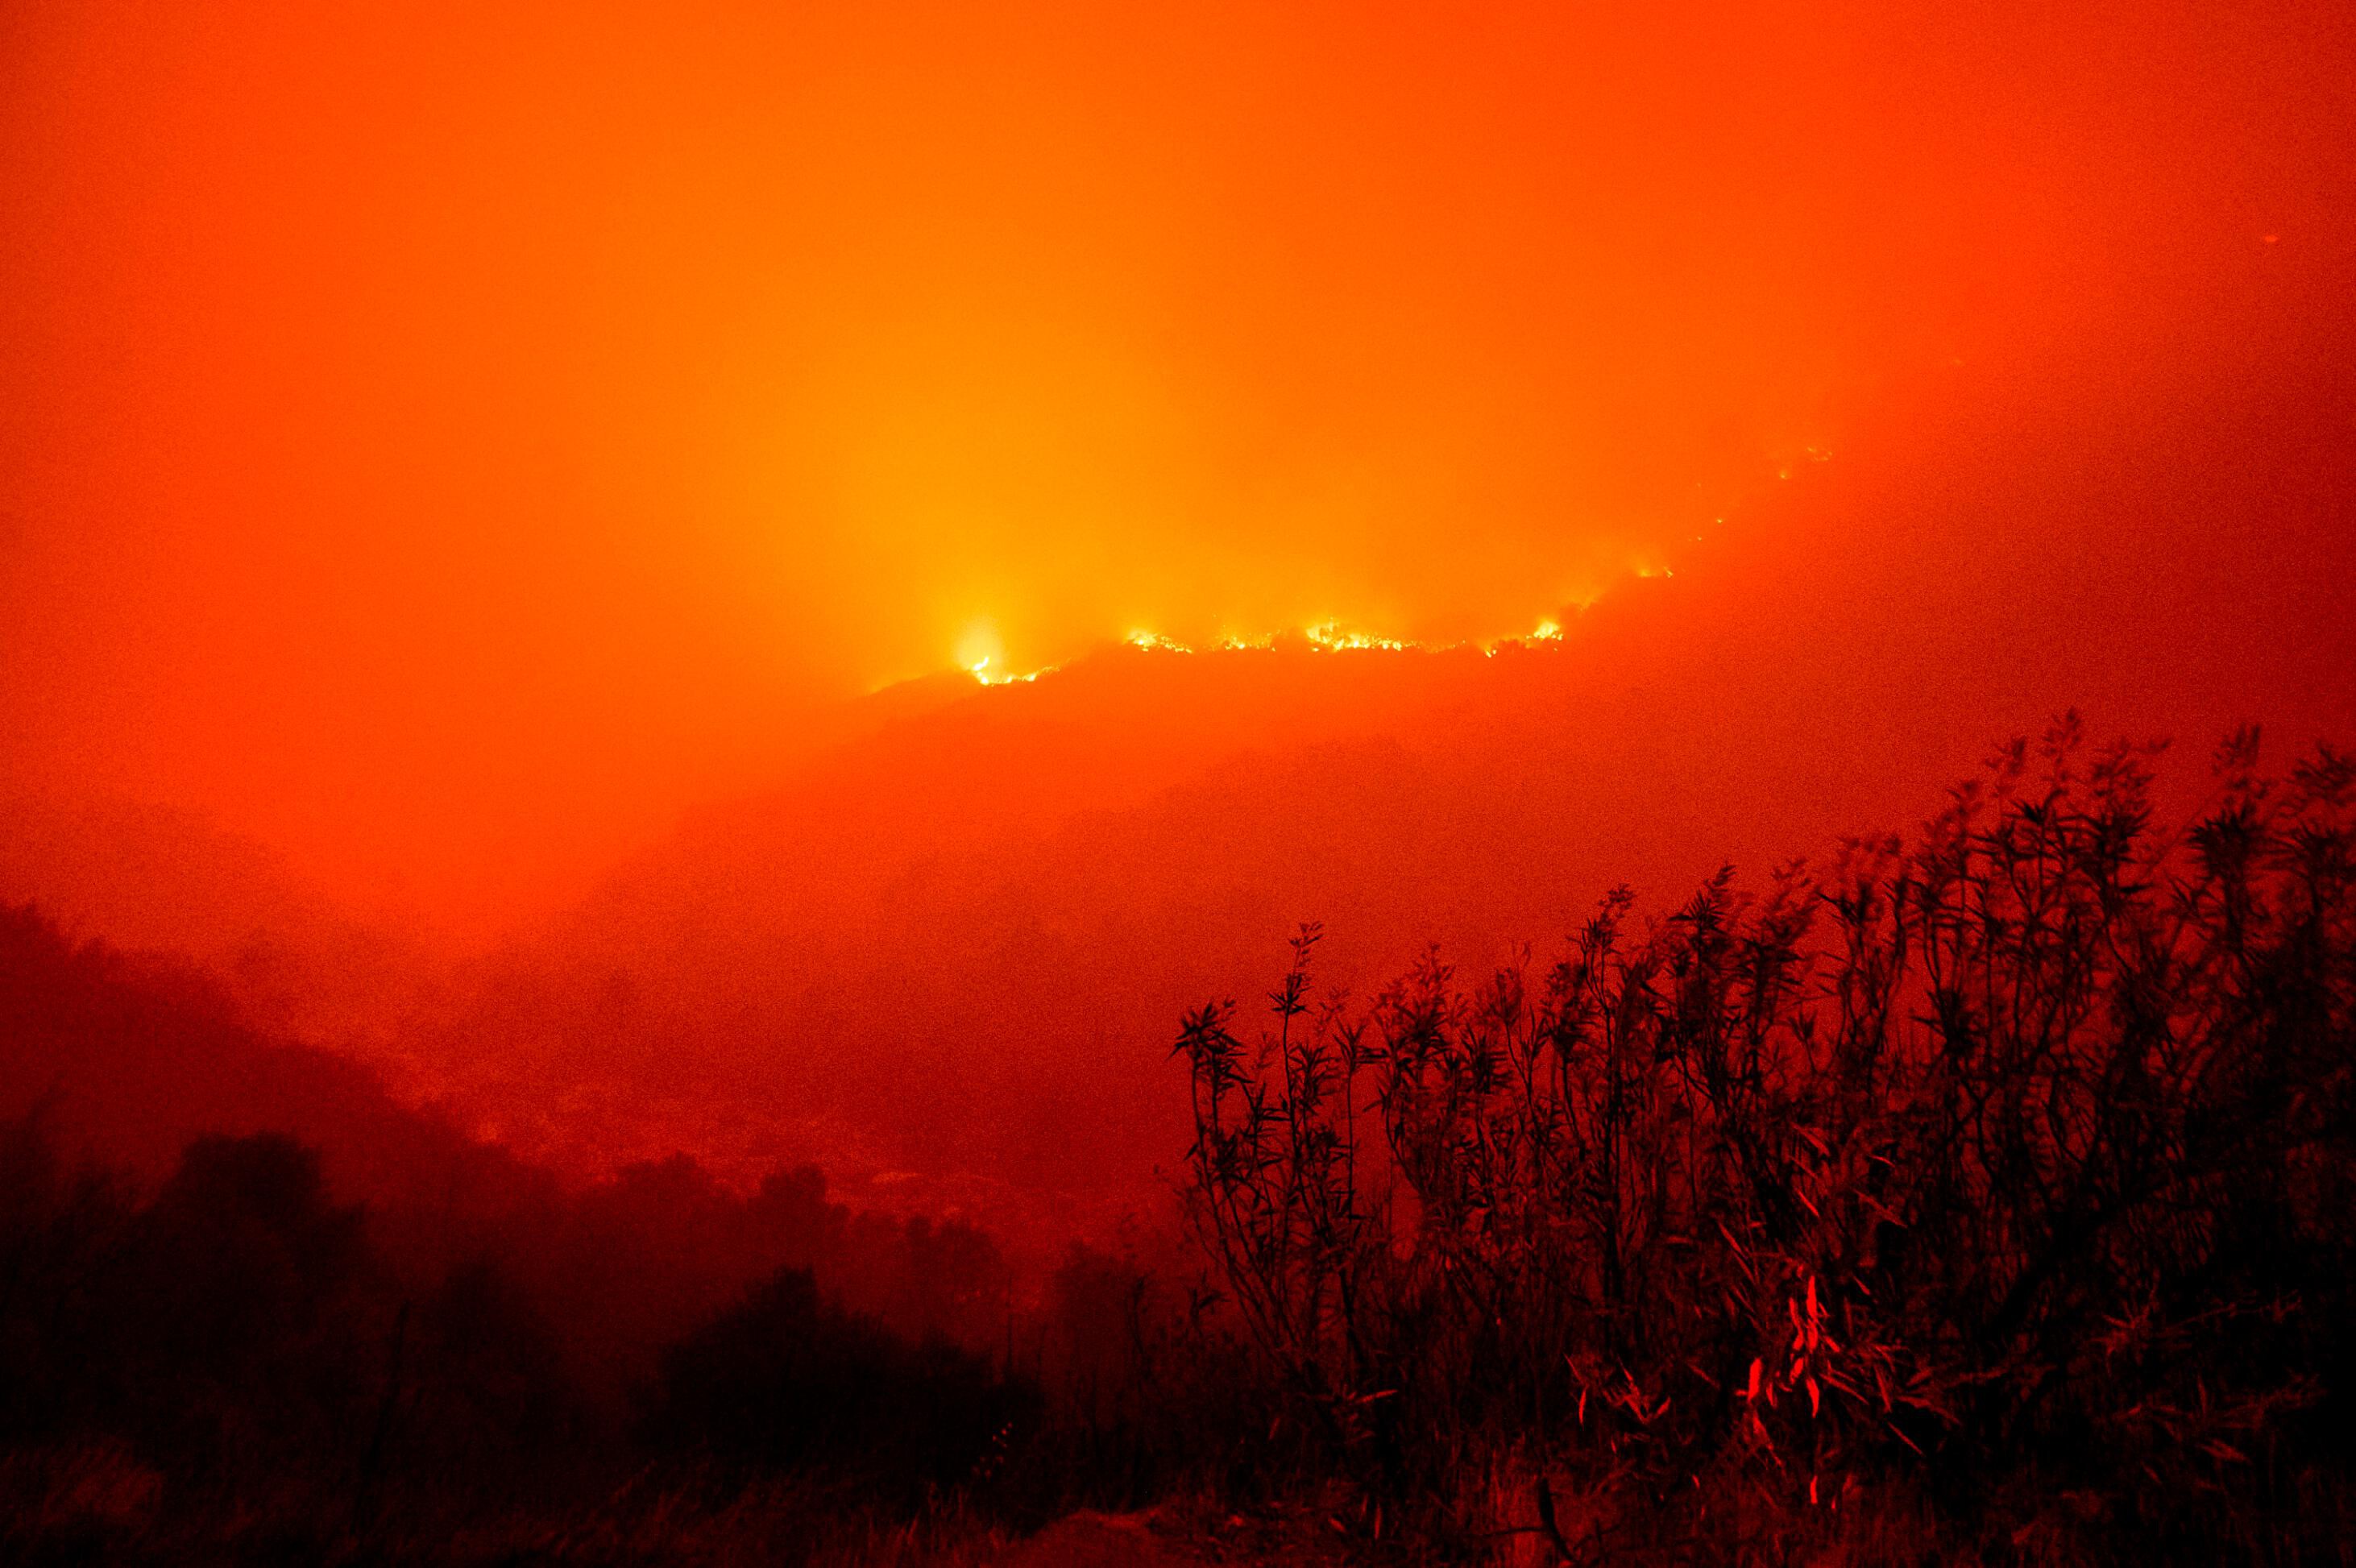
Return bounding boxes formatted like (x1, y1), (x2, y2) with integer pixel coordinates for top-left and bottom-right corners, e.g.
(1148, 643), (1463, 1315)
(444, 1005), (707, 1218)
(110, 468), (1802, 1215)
(967, 655), (1046, 687)
(946, 557), (1711, 689)
(957, 609), (1603, 685)
(1304, 620), (1412, 652)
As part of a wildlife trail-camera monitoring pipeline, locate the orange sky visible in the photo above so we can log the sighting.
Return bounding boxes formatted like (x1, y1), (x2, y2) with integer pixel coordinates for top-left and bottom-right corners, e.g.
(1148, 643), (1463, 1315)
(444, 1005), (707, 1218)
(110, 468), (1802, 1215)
(3, 0), (2351, 931)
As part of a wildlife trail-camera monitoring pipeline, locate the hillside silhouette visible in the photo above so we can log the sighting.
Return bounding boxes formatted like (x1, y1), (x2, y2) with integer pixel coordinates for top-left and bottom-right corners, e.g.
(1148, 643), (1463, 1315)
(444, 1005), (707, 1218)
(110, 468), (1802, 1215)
(345, 346), (2356, 1220)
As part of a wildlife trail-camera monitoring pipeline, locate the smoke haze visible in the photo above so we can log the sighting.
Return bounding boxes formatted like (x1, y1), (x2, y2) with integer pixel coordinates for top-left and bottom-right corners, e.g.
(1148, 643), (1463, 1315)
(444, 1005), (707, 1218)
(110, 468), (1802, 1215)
(6, 0), (2350, 929)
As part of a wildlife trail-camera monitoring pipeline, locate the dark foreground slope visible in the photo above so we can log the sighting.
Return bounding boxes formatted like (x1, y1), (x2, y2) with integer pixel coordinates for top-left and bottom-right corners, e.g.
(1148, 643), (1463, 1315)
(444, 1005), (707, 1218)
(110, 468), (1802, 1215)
(3, 727), (2352, 1566)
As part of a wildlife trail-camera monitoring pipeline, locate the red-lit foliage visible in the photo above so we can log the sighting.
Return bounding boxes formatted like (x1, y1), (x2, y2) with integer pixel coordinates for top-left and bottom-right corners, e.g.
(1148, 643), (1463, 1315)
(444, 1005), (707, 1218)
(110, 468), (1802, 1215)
(1174, 721), (2355, 1557)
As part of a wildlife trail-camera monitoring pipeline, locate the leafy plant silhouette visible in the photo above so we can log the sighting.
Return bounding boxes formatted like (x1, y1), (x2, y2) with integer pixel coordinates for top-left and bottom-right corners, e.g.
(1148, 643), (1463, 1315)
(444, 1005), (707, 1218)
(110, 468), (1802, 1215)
(1176, 720), (2356, 1558)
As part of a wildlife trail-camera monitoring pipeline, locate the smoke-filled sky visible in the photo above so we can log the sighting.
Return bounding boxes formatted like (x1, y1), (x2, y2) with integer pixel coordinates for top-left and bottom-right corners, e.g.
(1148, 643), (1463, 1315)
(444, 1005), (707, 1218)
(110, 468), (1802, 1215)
(3, 0), (2351, 931)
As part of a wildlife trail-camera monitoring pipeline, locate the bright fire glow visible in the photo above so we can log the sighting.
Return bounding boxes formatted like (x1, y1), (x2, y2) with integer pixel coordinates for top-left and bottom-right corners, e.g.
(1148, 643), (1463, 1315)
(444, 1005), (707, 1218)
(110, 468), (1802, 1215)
(1304, 621), (1412, 653)
(960, 611), (1591, 687)
(968, 656), (1048, 687)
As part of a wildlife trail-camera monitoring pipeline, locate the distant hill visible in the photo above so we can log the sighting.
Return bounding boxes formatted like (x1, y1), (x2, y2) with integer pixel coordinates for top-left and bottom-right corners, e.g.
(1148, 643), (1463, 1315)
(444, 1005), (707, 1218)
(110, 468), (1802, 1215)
(10, 343), (2346, 1237)
(0, 900), (1025, 1423)
(381, 347), (2356, 1216)
(0, 792), (450, 1059)
(0, 901), (555, 1267)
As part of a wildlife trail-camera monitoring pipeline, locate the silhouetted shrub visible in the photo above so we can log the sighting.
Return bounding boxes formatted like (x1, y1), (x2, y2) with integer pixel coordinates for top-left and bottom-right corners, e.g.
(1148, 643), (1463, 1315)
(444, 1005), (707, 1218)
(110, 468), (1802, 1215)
(646, 1265), (1035, 1499)
(0, 1103), (135, 1448)
(384, 1254), (583, 1512)
(1177, 720), (2356, 1560)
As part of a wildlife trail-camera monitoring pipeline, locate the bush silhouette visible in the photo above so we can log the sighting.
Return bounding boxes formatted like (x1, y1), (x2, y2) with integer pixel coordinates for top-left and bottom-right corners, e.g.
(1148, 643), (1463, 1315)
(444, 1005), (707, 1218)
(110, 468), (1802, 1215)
(1175, 720), (2356, 1558)
(646, 1264), (1035, 1496)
